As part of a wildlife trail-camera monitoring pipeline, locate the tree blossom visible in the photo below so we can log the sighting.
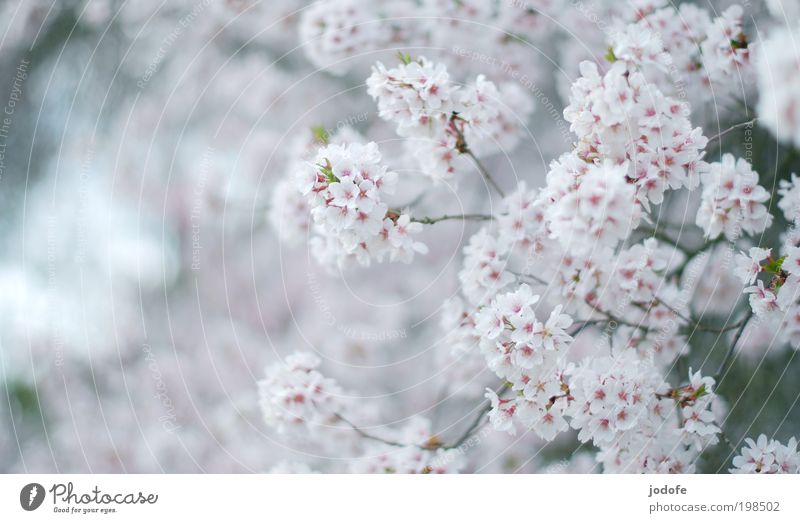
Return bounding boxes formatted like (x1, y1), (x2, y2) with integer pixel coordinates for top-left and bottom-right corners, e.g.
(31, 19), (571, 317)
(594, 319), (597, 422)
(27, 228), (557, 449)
(699, 6), (753, 88)
(696, 154), (772, 240)
(367, 56), (455, 137)
(295, 142), (427, 270)
(299, 0), (387, 75)
(545, 160), (641, 255)
(731, 435), (800, 474)
(258, 353), (344, 434)
(475, 284), (574, 440)
(564, 60), (707, 206)
(368, 56), (533, 183)
(734, 247), (771, 285)
(744, 280), (780, 318)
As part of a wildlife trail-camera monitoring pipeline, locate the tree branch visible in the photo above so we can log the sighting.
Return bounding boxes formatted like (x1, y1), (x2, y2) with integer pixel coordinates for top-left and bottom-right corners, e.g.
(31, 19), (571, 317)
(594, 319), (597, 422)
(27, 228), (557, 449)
(707, 118), (757, 145)
(450, 114), (506, 198)
(441, 383), (510, 450)
(713, 310), (754, 381)
(411, 213), (494, 225)
(333, 412), (415, 449)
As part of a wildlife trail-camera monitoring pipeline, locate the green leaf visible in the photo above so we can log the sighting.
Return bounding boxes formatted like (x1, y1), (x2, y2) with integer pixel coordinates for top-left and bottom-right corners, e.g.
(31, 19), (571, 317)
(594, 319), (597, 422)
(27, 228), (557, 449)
(317, 158), (339, 184)
(764, 255), (785, 274)
(396, 50), (412, 65)
(605, 46), (617, 63)
(311, 125), (329, 145)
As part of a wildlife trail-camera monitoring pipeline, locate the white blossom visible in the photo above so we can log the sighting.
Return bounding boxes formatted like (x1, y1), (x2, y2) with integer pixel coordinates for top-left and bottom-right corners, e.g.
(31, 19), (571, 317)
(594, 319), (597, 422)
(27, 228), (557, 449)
(696, 154), (772, 240)
(731, 435), (800, 473)
(734, 247), (771, 285)
(258, 353), (344, 434)
(545, 160), (641, 255)
(296, 142), (426, 270)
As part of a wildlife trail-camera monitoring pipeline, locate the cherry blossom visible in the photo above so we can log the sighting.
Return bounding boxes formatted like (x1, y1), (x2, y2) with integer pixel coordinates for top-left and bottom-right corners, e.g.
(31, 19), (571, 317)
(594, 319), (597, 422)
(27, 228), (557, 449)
(696, 154), (772, 241)
(731, 435), (800, 474)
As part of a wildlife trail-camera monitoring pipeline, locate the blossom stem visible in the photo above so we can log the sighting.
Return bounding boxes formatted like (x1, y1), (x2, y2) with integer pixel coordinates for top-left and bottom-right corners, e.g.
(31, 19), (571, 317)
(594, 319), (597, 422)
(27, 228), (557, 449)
(713, 310), (754, 382)
(717, 425), (739, 454)
(466, 148), (506, 198)
(646, 299), (747, 334)
(411, 213), (494, 225)
(571, 315), (654, 335)
(333, 412), (418, 449)
(442, 383), (510, 450)
(450, 113), (506, 198)
(335, 383), (509, 452)
(707, 118), (758, 144)
(510, 270), (548, 286)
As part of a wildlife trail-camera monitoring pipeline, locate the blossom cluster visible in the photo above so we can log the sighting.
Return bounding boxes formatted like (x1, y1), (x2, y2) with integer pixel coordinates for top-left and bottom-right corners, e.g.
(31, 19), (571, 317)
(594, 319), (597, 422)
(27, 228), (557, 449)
(564, 60), (707, 207)
(475, 284), (574, 440)
(731, 435), (800, 474)
(367, 56), (534, 183)
(610, 4), (755, 105)
(696, 153), (772, 241)
(295, 141), (427, 269)
(570, 356), (720, 473)
(298, 0), (387, 75)
(258, 353), (344, 434)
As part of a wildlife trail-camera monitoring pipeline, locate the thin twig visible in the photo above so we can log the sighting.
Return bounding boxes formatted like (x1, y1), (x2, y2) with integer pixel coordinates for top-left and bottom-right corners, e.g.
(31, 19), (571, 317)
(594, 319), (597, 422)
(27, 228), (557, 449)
(714, 310), (754, 381)
(707, 118), (757, 145)
(645, 299), (747, 334)
(717, 425), (739, 454)
(450, 114), (506, 198)
(442, 383), (510, 449)
(336, 383), (509, 452)
(443, 404), (491, 449)
(510, 270), (549, 286)
(333, 413), (414, 449)
(465, 148), (506, 198)
(411, 213), (494, 225)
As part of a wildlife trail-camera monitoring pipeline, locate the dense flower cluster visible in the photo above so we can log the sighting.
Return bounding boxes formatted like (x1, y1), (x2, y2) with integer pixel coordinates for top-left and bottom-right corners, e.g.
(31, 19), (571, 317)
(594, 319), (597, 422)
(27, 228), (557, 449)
(366, 56), (455, 137)
(476, 285), (574, 440)
(545, 160), (640, 254)
(367, 56), (533, 183)
(696, 154), (772, 241)
(569, 356), (720, 473)
(258, 353), (344, 434)
(295, 142), (427, 269)
(611, 4), (754, 105)
(699, 6), (752, 87)
(564, 60), (707, 206)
